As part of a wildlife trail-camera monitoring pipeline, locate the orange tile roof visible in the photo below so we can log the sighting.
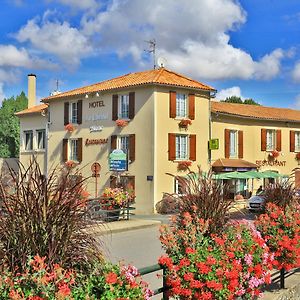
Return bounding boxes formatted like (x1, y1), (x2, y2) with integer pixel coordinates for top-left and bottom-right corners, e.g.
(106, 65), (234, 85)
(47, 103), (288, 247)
(15, 104), (48, 116)
(211, 101), (300, 123)
(42, 68), (215, 101)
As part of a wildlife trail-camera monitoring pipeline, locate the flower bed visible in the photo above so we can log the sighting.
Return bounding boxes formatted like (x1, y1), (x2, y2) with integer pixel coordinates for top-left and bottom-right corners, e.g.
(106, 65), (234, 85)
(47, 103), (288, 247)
(178, 119), (192, 128)
(255, 203), (300, 271)
(177, 161), (192, 171)
(159, 212), (273, 300)
(100, 187), (135, 210)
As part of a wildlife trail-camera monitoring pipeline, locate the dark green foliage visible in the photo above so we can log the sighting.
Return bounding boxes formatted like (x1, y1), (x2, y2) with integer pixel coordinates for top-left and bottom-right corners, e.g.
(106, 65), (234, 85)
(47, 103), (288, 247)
(0, 160), (103, 273)
(221, 95), (260, 105)
(0, 92), (28, 158)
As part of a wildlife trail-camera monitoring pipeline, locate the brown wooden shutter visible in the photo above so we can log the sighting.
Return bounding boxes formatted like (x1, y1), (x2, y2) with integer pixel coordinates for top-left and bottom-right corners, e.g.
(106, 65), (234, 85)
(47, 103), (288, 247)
(64, 102), (69, 125)
(62, 139), (68, 162)
(261, 129), (267, 151)
(129, 134), (135, 162)
(295, 169), (300, 189)
(238, 130), (243, 159)
(189, 134), (196, 161)
(290, 130), (295, 152)
(111, 135), (117, 151)
(276, 130), (282, 151)
(112, 94), (118, 121)
(77, 138), (83, 162)
(129, 92), (135, 119)
(169, 91), (176, 118)
(224, 129), (230, 158)
(188, 94), (195, 120)
(168, 133), (176, 160)
(77, 100), (82, 124)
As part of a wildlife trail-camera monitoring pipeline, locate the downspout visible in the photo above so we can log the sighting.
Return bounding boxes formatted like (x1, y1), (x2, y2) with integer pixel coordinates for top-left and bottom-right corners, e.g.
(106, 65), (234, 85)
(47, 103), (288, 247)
(208, 90), (216, 167)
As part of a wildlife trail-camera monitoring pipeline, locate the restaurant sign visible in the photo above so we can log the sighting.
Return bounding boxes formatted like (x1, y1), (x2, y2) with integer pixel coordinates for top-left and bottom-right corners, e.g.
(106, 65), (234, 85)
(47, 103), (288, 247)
(109, 149), (127, 171)
(256, 159), (286, 167)
(85, 138), (108, 146)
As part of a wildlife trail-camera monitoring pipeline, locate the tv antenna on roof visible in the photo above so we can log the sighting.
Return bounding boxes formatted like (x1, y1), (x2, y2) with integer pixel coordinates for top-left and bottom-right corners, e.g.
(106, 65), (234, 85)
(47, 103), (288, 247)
(144, 39), (156, 69)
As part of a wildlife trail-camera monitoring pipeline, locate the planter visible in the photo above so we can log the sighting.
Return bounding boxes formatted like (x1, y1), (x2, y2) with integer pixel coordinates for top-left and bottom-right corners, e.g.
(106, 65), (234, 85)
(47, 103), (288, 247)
(104, 206), (121, 222)
(178, 119), (192, 129)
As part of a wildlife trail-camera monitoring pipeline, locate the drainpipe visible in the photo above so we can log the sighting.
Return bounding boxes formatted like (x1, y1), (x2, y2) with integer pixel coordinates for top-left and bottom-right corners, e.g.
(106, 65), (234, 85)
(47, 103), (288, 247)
(208, 90), (216, 167)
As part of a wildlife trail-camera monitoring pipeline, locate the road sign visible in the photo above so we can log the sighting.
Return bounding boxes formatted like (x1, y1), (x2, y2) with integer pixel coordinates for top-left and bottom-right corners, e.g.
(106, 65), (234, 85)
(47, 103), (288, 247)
(91, 162), (101, 174)
(109, 149), (127, 171)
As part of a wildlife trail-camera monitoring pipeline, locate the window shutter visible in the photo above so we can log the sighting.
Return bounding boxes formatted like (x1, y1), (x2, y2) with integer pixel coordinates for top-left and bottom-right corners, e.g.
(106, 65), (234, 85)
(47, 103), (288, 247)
(111, 135), (117, 151)
(189, 134), (196, 161)
(64, 102), (69, 125)
(276, 130), (281, 151)
(290, 130), (295, 152)
(224, 129), (230, 158)
(169, 91), (176, 118)
(77, 100), (82, 124)
(77, 138), (83, 162)
(261, 129), (267, 151)
(129, 134), (135, 162)
(188, 94), (195, 120)
(238, 130), (243, 159)
(168, 133), (176, 161)
(112, 95), (118, 121)
(62, 139), (68, 162)
(129, 92), (135, 119)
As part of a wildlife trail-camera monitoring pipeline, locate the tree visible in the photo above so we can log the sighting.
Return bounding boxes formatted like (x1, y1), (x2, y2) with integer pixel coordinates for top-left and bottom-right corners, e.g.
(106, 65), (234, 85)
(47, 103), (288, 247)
(0, 92), (28, 158)
(221, 95), (260, 105)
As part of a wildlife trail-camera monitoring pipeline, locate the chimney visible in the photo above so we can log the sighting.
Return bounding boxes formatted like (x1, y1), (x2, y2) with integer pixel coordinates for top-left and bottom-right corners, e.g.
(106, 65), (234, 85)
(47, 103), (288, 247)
(28, 74), (36, 108)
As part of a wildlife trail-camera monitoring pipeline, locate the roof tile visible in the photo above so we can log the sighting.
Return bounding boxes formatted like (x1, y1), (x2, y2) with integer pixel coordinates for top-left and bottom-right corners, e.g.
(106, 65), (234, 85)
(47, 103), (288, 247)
(15, 104), (48, 116)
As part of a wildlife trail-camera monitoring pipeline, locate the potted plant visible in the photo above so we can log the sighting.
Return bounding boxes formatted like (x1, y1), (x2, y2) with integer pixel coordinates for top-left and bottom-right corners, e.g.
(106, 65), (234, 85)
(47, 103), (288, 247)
(116, 119), (128, 127)
(65, 123), (75, 132)
(177, 160), (192, 171)
(268, 150), (280, 159)
(100, 187), (135, 221)
(65, 160), (77, 169)
(178, 119), (192, 129)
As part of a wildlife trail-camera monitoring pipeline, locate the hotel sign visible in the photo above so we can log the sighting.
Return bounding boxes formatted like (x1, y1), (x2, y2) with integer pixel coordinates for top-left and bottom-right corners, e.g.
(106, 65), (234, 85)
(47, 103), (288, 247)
(89, 100), (105, 108)
(109, 149), (127, 171)
(256, 159), (286, 167)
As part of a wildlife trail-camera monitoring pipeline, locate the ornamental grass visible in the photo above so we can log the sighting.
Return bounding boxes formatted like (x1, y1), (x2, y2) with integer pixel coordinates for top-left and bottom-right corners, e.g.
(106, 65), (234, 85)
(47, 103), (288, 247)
(0, 159), (102, 273)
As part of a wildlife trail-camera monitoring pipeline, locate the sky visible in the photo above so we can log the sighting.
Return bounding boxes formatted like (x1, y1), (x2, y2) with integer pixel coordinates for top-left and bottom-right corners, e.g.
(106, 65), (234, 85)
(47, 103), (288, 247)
(2, 0), (300, 108)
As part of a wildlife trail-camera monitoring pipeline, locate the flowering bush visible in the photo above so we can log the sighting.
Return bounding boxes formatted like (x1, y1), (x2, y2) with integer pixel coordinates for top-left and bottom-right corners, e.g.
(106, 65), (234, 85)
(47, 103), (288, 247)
(100, 187), (135, 210)
(0, 256), (152, 300)
(269, 150), (280, 158)
(179, 119), (192, 128)
(116, 119), (128, 127)
(255, 203), (300, 271)
(159, 211), (273, 300)
(177, 160), (192, 171)
(64, 123), (75, 132)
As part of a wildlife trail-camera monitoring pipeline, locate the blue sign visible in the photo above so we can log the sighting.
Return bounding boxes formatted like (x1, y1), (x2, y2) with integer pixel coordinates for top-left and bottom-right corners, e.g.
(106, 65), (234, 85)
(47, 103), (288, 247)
(109, 149), (128, 171)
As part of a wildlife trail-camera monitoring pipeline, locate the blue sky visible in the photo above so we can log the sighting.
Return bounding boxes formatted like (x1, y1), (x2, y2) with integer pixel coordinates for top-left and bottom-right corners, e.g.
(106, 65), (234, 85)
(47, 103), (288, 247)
(2, 0), (300, 108)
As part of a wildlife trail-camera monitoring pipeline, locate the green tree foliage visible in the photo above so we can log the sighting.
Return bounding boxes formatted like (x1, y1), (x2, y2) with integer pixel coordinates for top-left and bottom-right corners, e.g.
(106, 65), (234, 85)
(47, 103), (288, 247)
(0, 92), (28, 158)
(221, 95), (260, 106)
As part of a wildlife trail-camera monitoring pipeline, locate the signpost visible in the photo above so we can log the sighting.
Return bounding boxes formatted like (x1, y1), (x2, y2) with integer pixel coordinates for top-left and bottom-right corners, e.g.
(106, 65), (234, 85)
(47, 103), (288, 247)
(91, 162), (101, 197)
(109, 149), (128, 172)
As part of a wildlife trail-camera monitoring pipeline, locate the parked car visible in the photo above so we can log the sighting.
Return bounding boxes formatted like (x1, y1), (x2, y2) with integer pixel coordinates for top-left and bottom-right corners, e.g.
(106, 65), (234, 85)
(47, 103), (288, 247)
(247, 191), (265, 212)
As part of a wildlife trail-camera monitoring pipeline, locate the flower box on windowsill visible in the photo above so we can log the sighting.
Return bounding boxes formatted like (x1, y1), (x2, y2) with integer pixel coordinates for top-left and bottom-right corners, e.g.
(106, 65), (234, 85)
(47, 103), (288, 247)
(178, 119), (192, 129)
(116, 119), (128, 128)
(65, 123), (76, 133)
(268, 150), (280, 159)
(65, 160), (78, 169)
(177, 160), (192, 171)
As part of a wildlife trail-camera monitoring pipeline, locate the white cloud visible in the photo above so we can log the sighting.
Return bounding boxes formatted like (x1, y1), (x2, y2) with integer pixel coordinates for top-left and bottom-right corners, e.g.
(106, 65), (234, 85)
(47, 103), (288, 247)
(80, 0), (287, 81)
(216, 86), (243, 101)
(292, 62), (300, 82)
(15, 17), (92, 66)
(47, 0), (99, 10)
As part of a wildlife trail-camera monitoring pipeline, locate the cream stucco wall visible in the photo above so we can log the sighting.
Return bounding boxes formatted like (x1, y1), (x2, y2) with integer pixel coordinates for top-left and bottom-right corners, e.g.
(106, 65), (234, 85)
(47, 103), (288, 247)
(211, 114), (300, 190)
(19, 114), (47, 173)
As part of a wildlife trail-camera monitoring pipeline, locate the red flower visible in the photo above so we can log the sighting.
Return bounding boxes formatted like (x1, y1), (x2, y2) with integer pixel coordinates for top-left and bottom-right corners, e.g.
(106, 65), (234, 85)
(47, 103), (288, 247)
(105, 272), (118, 284)
(58, 283), (71, 296)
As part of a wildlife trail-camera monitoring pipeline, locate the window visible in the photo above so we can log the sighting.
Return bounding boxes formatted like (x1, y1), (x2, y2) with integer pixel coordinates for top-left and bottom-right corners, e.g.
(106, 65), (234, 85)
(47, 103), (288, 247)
(229, 130), (237, 158)
(70, 102), (78, 124)
(36, 129), (45, 150)
(176, 135), (188, 160)
(176, 93), (187, 118)
(24, 131), (33, 151)
(119, 95), (129, 119)
(295, 132), (300, 152)
(117, 136), (129, 153)
(69, 139), (78, 161)
(266, 129), (276, 151)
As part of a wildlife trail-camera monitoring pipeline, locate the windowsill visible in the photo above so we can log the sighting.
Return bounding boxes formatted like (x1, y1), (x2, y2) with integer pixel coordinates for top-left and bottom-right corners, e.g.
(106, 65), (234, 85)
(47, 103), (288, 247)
(174, 159), (190, 162)
(117, 118), (130, 121)
(175, 117), (188, 120)
(21, 149), (46, 154)
(21, 150), (34, 154)
(35, 149), (46, 153)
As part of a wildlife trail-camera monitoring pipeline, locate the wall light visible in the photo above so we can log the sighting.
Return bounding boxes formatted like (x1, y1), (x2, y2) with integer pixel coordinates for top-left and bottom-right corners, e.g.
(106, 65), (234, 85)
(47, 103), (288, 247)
(96, 92), (100, 97)
(85, 94), (89, 98)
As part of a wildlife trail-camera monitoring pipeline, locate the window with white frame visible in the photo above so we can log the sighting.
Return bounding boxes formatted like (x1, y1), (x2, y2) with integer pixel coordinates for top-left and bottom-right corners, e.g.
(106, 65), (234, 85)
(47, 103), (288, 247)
(24, 130), (33, 151)
(70, 102), (78, 124)
(175, 135), (188, 160)
(119, 95), (129, 119)
(176, 93), (187, 118)
(229, 130), (237, 158)
(36, 129), (46, 150)
(117, 136), (129, 153)
(266, 129), (276, 151)
(295, 132), (300, 152)
(69, 139), (78, 161)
